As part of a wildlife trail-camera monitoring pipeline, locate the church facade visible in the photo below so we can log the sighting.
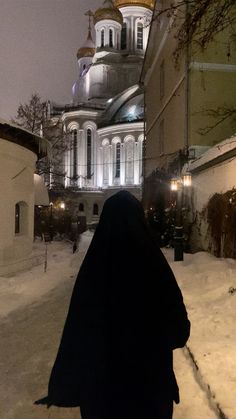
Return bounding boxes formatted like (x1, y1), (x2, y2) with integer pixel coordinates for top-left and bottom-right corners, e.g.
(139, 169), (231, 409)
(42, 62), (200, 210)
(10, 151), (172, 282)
(49, 0), (154, 225)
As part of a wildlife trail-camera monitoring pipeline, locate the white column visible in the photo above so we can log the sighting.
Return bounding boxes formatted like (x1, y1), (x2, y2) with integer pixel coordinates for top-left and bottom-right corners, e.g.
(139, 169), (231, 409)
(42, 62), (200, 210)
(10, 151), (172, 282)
(108, 144), (113, 186)
(134, 141), (139, 185)
(120, 142), (125, 186)
(78, 129), (83, 188)
(97, 146), (103, 188)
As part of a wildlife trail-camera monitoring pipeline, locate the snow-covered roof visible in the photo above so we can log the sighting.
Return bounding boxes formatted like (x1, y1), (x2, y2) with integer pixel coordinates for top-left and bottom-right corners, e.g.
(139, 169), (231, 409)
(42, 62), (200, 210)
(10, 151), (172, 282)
(0, 118), (50, 158)
(189, 135), (236, 173)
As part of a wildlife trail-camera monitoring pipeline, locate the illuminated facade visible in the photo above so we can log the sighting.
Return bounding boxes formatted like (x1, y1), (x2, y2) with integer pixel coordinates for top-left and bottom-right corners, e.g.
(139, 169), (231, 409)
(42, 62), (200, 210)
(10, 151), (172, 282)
(50, 0), (153, 224)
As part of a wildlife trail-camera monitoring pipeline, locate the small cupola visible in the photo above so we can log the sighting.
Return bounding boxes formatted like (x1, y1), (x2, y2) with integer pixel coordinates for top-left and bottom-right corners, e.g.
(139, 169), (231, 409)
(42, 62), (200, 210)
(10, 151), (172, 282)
(77, 11), (96, 77)
(77, 30), (96, 60)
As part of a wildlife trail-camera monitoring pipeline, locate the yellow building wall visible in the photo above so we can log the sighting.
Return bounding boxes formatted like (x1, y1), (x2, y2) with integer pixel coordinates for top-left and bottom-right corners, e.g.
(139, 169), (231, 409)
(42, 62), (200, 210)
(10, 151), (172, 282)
(144, 6), (187, 177)
(189, 68), (236, 146)
(144, 3), (236, 177)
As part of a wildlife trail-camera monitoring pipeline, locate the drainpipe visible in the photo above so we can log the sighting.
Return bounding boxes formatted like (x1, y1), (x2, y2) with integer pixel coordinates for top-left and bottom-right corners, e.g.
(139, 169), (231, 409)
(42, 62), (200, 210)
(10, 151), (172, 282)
(184, 1), (190, 154)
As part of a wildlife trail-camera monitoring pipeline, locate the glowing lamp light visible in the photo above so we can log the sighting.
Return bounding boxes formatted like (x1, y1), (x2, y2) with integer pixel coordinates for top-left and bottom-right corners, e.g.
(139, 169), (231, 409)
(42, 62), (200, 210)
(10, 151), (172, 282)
(183, 173), (192, 187)
(170, 179), (178, 191)
(60, 202), (65, 210)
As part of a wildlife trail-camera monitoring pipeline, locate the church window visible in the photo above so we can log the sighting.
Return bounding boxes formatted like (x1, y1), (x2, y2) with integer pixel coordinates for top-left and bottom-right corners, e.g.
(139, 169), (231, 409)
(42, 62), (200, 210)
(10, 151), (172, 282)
(115, 142), (121, 178)
(121, 22), (127, 49)
(72, 129), (78, 178)
(87, 129), (92, 179)
(93, 203), (99, 215)
(109, 29), (113, 48)
(137, 23), (143, 50)
(101, 29), (105, 47)
(125, 138), (134, 183)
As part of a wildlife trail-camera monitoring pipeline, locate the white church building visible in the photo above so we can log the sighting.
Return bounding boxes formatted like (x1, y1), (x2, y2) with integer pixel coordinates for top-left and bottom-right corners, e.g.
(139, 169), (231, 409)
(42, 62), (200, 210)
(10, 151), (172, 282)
(49, 0), (154, 224)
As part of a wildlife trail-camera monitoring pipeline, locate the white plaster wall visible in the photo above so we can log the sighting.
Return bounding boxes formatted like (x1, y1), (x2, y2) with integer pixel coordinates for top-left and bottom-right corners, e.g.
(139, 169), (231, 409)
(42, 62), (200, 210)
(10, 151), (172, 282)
(192, 157), (236, 212)
(0, 139), (36, 275)
(190, 156), (236, 251)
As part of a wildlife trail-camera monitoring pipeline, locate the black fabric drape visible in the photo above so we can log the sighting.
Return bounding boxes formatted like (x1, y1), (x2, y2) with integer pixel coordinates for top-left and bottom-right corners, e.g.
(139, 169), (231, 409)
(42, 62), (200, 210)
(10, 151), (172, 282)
(45, 190), (190, 418)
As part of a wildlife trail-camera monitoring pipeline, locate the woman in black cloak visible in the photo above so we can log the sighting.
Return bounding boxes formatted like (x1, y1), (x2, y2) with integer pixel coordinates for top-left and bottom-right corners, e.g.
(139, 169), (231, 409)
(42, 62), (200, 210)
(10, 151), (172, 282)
(46, 190), (190, 419)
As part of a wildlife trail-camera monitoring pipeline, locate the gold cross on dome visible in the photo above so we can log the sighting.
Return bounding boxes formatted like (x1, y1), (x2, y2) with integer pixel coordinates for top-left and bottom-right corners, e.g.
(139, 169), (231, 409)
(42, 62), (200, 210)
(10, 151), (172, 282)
(85, 10), (93, 31)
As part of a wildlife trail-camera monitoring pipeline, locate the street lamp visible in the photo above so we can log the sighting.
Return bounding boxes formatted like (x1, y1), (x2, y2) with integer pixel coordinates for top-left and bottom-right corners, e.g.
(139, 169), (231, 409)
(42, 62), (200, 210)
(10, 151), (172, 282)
(60, 201), (65, 210)
(170, 173), (192, 261)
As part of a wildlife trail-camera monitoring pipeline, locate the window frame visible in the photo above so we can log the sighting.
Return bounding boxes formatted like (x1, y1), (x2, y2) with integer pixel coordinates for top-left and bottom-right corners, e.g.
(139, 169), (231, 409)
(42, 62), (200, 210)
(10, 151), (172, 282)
(137, 22), (143, 50)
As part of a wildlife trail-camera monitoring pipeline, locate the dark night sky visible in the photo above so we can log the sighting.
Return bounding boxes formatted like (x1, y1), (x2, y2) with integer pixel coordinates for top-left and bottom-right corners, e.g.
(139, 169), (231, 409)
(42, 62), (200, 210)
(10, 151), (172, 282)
(0, 0), (101, 121)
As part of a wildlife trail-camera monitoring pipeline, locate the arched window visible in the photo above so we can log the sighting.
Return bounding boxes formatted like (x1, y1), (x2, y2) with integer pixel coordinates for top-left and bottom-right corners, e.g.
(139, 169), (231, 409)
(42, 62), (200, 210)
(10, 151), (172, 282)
(115, 142), (121, 178)
(101, 29), (105, 47)
(137, 23), (143, 50)
(125, 138), (135, 183)
(93, 203), (99, 215)
(102, 141), (109, 184)
(121, 22), (127, 49)
(72, 129), (78, 178)
(87, 129), (92, 179)
(109, 29), (113, 48)
(79, 203), (84, 212)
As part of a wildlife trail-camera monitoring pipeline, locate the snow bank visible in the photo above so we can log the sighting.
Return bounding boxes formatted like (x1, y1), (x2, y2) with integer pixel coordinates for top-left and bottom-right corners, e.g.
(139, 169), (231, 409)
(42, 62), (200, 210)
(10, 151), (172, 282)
(0, 232), (92, 319)
(165, 249), (236, 419)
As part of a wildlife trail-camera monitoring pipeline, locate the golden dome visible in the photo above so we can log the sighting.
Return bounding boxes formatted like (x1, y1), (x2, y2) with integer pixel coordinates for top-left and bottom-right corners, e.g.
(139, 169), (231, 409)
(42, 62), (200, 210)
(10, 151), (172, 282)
(94, 0), (123, 25)
(114, 0), (155, 10)
(77, 30), (96, 59)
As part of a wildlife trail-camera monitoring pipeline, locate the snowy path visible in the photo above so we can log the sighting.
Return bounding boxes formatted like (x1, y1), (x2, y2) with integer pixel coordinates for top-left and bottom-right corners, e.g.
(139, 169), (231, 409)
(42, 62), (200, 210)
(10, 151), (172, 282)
(173, 349), (217, 419)
(0, 242), (218, 419)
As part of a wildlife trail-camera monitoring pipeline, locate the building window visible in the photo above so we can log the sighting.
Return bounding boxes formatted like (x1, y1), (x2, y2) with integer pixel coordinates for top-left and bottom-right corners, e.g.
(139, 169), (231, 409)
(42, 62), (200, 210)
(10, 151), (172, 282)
(159, 119), (164, 155)
(72, 129), (78, 178)
(101, 29), (105, 47)
(137, 23), (143, 50)
(125, 138), (135, 183)
(79, 203), (84, 212)
(87, 128), (92, 179)
(93, 203), (99, 215)
(15, 203), (20, 234)
(109, 29), (113, 48)
(115, 142), (121, 178)
(160, 60), (165, 99)
(121, 22), (127, 49)
(15, 201), (27, 235)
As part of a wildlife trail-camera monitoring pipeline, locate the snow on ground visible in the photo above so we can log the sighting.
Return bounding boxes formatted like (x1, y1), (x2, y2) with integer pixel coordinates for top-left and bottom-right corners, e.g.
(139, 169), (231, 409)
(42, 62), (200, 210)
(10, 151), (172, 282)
(0, 231), (93, 319)
(165, 249), (236, 419)
(0, 232), (235, 418)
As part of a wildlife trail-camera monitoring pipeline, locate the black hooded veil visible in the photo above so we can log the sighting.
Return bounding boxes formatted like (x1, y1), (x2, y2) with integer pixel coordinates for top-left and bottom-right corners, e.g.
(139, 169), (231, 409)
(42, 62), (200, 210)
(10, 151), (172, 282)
(46, 190), (190, 419)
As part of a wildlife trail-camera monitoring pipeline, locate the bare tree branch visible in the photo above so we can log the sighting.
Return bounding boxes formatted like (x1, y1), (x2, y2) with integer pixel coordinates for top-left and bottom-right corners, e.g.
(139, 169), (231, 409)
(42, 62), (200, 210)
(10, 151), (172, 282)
(196, 106), (236, 135)
(153, 0), (236, 62)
